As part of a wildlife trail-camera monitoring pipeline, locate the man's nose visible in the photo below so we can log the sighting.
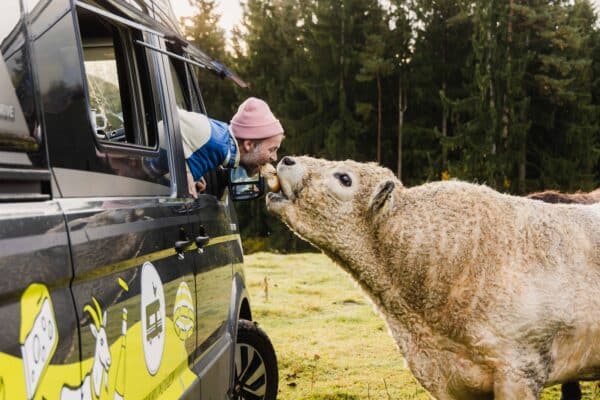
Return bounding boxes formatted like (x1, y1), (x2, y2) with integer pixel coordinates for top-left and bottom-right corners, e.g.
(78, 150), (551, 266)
(270, 151), (278, 162)
(281, 156), (295, 166)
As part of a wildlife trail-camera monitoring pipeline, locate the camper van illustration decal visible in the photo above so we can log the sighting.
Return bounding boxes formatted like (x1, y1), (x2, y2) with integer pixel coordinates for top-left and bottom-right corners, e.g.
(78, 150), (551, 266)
(145, 299), (163, 342)
(140, 262), (165, 376)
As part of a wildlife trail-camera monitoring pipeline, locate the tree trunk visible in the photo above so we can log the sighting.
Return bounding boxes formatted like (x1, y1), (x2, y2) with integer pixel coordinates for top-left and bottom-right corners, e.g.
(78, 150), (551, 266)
(486, 7), (496, 156)
(377, 73), (382, 163)
(397, 74), (407, 180)
(519, 28), (530, 194)
(503, 0), (513, 143)
(441, 81), (447, 170)
(519, 141), (526, 194)
(338, 0), (345, 159)
(441, 7), (448, 171)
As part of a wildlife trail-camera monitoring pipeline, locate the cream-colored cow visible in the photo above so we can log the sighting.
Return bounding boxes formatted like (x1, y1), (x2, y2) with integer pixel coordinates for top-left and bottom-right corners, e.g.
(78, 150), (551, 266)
(266, 156), (600, 400)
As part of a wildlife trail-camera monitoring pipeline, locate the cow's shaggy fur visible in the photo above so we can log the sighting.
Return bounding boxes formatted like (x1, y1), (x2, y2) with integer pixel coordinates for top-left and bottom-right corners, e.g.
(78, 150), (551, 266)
(527, 187), (600, 400)
(266, 156), (600, 400)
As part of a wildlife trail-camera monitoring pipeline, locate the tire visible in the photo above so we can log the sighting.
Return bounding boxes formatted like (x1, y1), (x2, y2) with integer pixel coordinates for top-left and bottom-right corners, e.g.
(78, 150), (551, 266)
(233, 319), (278, 400)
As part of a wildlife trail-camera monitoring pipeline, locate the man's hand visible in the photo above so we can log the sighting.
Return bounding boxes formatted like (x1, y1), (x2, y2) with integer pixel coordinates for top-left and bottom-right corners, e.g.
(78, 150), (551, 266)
(196, 177), (207, 193)
(187, 172), (208, 198)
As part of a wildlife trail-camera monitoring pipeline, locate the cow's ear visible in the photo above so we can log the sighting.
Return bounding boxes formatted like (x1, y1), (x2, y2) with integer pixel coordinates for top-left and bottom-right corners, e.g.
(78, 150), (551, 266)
(90, 324), (98, 338)
(369, 180), (395, 213)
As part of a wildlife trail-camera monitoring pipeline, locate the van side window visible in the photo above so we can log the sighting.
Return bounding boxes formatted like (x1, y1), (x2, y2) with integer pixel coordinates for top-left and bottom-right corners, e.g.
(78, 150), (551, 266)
(77, 7), (156, 148)
(36, 9), (170, 197)
(166, 47), (204, 113)
(169, 59), (189, 111)
(169, 58), (229, 199)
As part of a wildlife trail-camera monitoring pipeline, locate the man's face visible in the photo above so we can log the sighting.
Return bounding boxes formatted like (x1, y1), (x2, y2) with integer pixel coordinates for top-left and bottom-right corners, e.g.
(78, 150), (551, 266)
(240, 134), (284, 176)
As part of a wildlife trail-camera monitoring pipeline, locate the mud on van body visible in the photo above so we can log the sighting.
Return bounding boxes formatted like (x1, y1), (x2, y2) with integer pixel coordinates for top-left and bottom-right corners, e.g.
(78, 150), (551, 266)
(0, 1), (277, 399)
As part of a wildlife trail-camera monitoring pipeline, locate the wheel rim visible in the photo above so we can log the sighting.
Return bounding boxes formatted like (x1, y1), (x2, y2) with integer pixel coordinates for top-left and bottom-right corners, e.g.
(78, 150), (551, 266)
(234, 343), (267, 400)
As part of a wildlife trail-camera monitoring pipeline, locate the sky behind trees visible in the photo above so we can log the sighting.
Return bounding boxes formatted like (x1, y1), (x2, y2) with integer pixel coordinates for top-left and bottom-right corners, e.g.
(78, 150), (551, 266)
(171, 0), (600, 33)
(172, 0), (242, 34)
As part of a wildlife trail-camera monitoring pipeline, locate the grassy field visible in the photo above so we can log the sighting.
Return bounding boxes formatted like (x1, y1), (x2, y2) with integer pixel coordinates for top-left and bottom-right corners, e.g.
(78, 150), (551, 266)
(243, 252), (600, 400)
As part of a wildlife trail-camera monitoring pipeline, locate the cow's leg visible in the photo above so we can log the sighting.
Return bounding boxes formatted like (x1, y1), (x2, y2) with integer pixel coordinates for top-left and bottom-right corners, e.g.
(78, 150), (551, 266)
(493, 372), (539, 400)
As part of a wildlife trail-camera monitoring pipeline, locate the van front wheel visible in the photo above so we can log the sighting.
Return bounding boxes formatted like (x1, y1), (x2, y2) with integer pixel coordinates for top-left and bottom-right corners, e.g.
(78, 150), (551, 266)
(233, 319), (278, 400)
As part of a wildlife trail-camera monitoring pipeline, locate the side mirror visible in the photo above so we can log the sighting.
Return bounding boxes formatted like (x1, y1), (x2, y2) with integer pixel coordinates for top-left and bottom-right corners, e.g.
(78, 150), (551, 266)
(229, 167), (265, 201)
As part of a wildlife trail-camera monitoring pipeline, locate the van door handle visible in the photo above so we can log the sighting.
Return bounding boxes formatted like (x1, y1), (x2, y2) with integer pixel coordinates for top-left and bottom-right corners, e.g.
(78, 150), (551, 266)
(194, 235), (210, 248)
(175, 240), (193, 254)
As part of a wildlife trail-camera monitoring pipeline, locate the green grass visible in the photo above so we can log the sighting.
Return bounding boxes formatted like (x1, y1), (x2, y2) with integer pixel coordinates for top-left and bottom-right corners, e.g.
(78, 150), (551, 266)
(243, 252), (600, 399)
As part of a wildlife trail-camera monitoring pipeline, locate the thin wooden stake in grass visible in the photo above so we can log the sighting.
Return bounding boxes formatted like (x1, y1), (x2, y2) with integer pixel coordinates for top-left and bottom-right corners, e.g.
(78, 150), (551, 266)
(383, 378), (392, 400)
(263, 276), (269, 302)
(311, 354), (320, 391)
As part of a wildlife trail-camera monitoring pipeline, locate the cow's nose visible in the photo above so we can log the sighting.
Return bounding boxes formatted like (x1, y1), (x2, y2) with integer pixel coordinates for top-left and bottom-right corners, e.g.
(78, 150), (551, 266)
(282, 156), (295, 166)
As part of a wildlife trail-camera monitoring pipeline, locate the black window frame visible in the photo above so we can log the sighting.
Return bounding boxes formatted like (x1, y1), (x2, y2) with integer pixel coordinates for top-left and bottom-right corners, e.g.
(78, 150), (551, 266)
(166, 55), (191, 111)
(164, 43), (206, 115)
(187, 61), (206, 113)
(74, 4), (161, 157)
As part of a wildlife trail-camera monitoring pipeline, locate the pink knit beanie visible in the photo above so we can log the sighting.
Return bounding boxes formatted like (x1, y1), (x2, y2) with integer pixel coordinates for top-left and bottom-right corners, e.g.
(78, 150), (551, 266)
(230, 97), (284, 139)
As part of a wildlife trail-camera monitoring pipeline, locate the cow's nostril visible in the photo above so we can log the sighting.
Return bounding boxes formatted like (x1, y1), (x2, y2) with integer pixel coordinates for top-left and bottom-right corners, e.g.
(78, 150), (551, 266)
(282, 156), (295, 166)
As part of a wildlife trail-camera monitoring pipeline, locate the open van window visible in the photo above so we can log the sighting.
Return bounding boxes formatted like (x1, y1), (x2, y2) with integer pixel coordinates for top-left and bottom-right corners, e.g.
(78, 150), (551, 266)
(76, 6), (157, 148)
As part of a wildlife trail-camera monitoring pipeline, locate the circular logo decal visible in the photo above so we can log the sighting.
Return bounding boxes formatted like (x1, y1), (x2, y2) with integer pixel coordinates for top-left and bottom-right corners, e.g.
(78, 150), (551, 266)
(173, 282), (195, 341)
(140, 262), (165, 375)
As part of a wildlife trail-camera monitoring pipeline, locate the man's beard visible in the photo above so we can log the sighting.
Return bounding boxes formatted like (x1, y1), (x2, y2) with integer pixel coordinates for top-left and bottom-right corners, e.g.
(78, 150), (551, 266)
(240, 147), (262, 177)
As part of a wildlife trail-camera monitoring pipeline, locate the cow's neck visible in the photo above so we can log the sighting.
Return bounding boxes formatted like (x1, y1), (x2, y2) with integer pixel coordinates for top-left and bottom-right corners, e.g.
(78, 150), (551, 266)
(323, 240), (426, 355)
(322, 231), (415, 315)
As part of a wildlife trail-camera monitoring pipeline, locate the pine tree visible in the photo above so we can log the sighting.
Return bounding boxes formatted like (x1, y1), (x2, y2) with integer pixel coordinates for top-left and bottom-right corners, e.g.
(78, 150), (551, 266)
(446, 0), (598, 193)
(385, 0), (412, 178)
(181, 0), (237, 120)
(589, 4), (600, 185)
(466, 0), (531, 192)
(232, 0), (314, 252)
(356, 18), (394, 163)
(402, 0), (473, 185)
(525, 0), (598, 192)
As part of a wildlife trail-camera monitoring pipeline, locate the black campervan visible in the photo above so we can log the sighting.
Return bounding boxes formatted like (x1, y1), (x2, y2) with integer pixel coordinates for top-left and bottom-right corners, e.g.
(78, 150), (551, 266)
(0, 1), (277, 399)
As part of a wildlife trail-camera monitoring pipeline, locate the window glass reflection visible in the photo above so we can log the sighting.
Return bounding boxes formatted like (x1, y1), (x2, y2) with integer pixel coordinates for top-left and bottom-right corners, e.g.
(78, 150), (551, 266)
(0, 0), (39, 152)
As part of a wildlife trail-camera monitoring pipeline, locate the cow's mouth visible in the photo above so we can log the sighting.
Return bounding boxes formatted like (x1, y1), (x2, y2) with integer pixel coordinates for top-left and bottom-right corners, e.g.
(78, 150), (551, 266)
(266, 178), (296, 209)
(266, 191), (288, 203)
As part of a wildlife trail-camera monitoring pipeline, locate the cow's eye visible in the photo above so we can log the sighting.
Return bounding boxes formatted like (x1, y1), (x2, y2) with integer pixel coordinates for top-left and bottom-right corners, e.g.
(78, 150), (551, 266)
(334, 172), (352, 187)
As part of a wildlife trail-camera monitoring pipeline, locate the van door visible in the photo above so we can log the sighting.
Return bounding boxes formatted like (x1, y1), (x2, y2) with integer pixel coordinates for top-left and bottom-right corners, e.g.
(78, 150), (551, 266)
(0, 2), (80, 398)
(187, 187), (239, 396)
(0, 202), (80, 400)
(32, 5), (200, 397)
(165, 54), (237, 395)
(60, 196), (199, 399)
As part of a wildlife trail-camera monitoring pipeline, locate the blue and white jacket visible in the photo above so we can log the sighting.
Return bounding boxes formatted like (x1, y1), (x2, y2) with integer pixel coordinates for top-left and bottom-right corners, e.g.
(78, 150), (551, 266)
(178, 108), (239, 180)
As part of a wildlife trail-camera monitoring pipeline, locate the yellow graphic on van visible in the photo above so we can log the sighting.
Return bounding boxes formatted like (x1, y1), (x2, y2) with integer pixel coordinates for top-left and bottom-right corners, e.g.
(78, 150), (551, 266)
(117, 278), (129, 291)
(0, 280), (198, 400)
(173, 282), (194, 341)
(20, 283), (58, 400)
(60, 297), (111, 400)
